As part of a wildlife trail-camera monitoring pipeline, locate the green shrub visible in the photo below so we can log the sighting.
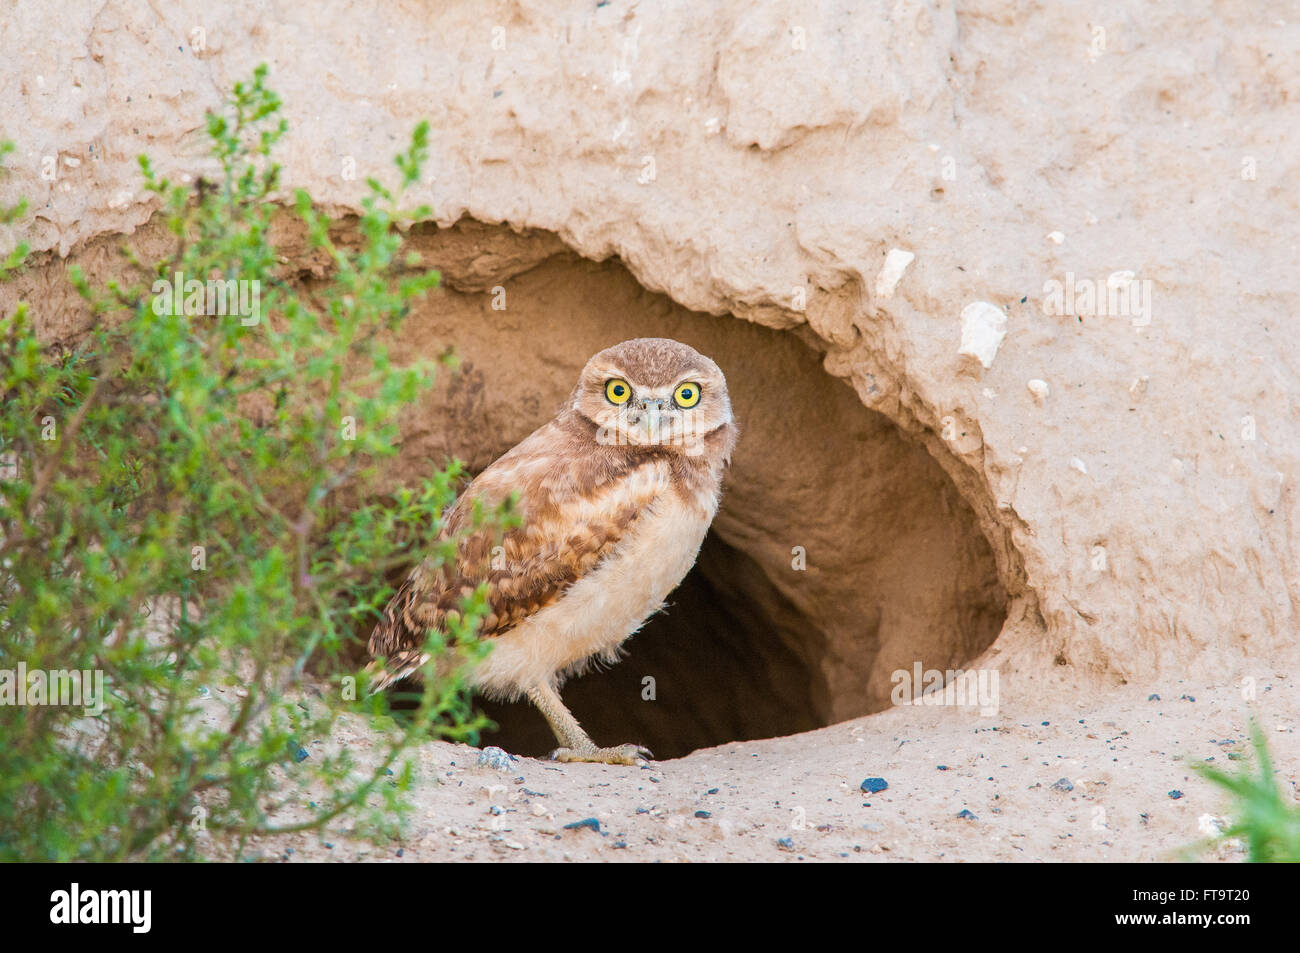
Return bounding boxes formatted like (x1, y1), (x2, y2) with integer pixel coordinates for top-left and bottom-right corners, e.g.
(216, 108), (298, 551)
(1192, 720), (1300, 862)
(0, 65), (509, 861)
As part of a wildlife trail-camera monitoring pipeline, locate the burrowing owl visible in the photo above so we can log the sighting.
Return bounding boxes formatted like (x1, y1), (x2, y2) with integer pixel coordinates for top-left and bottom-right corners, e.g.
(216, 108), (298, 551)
(367, 338), (737, 765)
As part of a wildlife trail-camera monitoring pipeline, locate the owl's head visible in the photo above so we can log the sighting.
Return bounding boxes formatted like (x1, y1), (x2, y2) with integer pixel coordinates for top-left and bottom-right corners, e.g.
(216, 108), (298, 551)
(571, 338), (733, 456)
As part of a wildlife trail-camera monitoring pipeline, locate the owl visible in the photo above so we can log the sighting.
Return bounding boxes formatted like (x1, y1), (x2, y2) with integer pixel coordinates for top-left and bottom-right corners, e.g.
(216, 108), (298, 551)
(367, 338), (737, 765)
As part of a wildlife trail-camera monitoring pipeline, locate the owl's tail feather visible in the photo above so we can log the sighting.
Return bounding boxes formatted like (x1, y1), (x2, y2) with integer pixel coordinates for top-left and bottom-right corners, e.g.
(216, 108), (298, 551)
(364, 650), (430, 694)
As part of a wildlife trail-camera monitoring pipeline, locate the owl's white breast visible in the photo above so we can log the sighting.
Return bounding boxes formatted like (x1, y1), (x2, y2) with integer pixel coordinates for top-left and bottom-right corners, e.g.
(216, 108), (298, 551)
(473, 467), (718, 700)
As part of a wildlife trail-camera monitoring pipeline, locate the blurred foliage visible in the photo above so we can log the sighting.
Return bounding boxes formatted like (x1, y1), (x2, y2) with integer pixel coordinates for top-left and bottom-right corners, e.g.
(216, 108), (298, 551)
(1191, 720), (1300, 862)
(0, 65), (509, 861)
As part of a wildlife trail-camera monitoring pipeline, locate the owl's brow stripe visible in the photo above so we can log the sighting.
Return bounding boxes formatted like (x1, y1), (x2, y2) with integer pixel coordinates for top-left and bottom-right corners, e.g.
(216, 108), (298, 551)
(603, 373), (706, 394)
(591, 363), (708, 385)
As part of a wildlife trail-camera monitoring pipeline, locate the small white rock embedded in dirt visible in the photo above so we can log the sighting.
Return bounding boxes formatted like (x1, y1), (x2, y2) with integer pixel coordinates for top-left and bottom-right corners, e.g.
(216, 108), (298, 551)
(873, 248), (915, 300)
(958, 301), (1008, 369)
(1027, 379), (1049, 403)
(1069, 457), (1089, 475)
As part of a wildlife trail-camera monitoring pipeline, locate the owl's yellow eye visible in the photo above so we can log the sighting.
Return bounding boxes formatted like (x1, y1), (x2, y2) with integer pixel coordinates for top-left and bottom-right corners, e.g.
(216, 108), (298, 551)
(673, 382), (702, 408)
(605, 378), (632, 405)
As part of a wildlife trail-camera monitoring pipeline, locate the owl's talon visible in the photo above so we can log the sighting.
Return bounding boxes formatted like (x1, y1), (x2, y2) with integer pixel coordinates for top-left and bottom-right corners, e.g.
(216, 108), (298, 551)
(550, 743), (653, 766)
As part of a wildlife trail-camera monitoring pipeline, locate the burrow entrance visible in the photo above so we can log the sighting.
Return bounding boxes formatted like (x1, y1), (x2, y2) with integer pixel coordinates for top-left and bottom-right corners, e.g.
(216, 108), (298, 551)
(377, 221), (1010, 759)
(17, 215), (1013, 759)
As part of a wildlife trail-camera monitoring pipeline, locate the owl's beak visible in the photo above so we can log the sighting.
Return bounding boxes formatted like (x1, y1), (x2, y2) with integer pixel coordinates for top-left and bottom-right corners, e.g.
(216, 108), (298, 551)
(637, 397), (668, 444)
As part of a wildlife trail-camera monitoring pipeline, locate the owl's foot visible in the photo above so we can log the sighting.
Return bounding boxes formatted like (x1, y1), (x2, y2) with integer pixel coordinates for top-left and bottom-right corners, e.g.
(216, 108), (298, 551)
(526, 682), (652, 766)
(550, 743), (653, 766)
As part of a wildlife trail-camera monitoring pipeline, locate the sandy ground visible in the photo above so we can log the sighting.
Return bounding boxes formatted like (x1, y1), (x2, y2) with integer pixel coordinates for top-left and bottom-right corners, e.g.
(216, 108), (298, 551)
(223, 673), (1296, 863)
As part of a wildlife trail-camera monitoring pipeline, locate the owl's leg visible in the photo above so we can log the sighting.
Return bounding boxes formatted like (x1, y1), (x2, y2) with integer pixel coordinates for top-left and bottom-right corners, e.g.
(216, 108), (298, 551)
(525, 682), (652, 766)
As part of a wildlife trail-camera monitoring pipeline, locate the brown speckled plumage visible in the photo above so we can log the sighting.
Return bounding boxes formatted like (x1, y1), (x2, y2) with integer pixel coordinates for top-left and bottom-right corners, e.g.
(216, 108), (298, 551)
(366, 338), (737, 764)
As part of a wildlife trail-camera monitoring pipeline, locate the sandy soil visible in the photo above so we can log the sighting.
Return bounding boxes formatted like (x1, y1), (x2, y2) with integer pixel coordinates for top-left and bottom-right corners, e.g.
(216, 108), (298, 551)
(225, 673), (1296, 863)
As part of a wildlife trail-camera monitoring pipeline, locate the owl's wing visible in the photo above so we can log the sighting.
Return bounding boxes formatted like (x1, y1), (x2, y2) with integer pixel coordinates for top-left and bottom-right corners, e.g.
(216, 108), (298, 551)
(366, 418), (659, 691)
